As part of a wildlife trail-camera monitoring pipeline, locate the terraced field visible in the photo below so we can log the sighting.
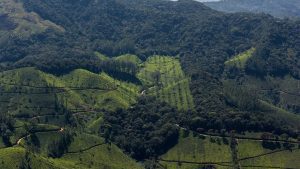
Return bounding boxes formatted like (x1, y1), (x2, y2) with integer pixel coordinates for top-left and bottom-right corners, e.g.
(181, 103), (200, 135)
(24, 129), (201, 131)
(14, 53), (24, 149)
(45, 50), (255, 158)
(0, 67), (140, 119)
(138, 55), (194, 110)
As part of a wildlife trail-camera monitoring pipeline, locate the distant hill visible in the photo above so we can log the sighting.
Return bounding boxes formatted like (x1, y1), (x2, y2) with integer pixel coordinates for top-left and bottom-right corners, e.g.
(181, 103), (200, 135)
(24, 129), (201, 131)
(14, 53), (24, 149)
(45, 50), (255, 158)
(204, 0), (300, 18)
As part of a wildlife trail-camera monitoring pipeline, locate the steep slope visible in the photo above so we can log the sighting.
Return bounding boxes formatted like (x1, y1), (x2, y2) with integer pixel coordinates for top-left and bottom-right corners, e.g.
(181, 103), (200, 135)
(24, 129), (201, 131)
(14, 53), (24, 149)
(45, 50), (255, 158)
(0, 67), (139, 125)
(0, 135), (143, 169)
(138, 55), (194, 110)
(204, 0), (300, 18)
(0, 0), (63, 41)
(160, 131), (300, 169)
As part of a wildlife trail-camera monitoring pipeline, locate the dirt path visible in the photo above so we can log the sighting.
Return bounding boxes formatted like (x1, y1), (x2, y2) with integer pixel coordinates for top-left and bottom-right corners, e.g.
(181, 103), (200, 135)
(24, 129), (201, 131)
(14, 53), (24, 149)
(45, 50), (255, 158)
(15, 127), (64, 146)
(66, 142), (105, 154)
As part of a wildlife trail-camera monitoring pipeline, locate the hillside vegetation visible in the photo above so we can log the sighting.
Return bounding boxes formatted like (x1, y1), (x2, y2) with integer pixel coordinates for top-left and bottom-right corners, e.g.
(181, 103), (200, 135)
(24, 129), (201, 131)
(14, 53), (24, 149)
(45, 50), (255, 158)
(225, 48), (255, 69)
(138, 56), (194, 110)
(160, 130), (300, 169)
(0, 0), (299, 168)
(0, 0), (63, 39)
(204, 0), (300, 18)
(0, 67), (139, 117)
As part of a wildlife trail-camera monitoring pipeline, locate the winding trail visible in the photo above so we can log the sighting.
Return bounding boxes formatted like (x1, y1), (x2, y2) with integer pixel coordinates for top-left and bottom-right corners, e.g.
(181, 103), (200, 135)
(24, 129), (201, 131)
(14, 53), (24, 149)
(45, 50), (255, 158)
(66, 142), (105, 154)
(15, 127), (64, 146)
(238, 147), (300, 162)
(141, 90), (146, 96)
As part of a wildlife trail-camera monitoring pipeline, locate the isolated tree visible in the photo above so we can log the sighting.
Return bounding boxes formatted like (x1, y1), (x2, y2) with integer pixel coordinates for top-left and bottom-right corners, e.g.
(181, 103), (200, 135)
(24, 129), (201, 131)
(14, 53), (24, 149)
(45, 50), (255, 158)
(151, 71), (161, 86)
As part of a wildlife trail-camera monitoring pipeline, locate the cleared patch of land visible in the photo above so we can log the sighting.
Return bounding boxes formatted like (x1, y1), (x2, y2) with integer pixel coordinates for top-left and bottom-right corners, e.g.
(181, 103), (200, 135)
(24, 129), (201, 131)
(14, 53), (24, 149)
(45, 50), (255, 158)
(0, 67), (140, 120)
(160, 131), (232, 169)
(238, 140), (300, 168)
(159, 129), (300, 169)
(225, 48), (255, 68)
(138, 55), (194, 110)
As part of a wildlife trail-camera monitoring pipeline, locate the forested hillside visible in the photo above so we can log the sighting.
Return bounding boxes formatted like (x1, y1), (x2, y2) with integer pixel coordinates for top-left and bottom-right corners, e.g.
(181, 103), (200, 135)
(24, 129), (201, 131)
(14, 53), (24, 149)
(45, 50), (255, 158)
(0, 0), (299, 168)
(204, 0), (300, 19)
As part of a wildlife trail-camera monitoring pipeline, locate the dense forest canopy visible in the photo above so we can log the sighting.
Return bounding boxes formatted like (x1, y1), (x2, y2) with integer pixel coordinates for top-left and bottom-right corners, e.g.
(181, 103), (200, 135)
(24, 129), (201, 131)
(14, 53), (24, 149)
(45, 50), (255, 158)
(0, 0), (298, 78)
(204, 0), (300, 19)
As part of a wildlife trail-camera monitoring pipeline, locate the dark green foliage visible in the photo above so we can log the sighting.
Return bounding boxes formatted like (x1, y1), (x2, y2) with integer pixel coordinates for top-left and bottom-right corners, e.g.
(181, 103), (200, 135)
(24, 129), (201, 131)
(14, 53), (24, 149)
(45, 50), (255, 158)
(204, 0), (300, 19)
(47, 132), (73, 158)
(0, 112), (14, 146)
(201, 165), (216, 169)
(104, 96), (179, 159)
(224, 82), (259, 111)
(0, 14), (17, 31)
(18, 151), (32, 169)
(0, 0), (297, 79)
(25, 133), (40, 153)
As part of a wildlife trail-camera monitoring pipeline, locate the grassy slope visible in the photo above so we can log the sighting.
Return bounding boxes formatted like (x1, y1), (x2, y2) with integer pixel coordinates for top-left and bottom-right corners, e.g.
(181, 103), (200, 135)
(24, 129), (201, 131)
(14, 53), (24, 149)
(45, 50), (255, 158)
(243, 75), (300, 114)
(0, 0), (63, 37)
(160, 130), (300, 169)
(160, 131), (232, 169)
(114, 54), (142, 65)
(59, 133), (142, 169)
(138, 55), (194, 110)
(259, 100), (300, 130)
(238, 140), (300, 168)
(0, 66), (139, 147)
(0, 67), (139, 118)
(60, 69), (139, 111)
(0, 147), (61, 169)
(225, 48), (255, 68)
(224, 75), (300, 129)
(95, 52), (110, 60)
(0, 134), (143, 169)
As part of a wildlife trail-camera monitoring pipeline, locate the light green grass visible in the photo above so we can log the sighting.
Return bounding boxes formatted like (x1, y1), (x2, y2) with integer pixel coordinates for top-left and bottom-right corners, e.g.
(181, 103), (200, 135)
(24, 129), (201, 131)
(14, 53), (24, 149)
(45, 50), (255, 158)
(0, 147), (26, 169)
(0, 67), (139, 118)
(95, 52), (109, 60)
(60, 133), (143, 169)
(114, 54), (142, 65)
(160, 131), (232, 169)
(0, 134), (143, 169)
(0, 147), (58, 169)
(138, 55), (194, 110)
(225, 48), (255, 68)
(238, 140), (300, 168)
(87, 116), (104, 134)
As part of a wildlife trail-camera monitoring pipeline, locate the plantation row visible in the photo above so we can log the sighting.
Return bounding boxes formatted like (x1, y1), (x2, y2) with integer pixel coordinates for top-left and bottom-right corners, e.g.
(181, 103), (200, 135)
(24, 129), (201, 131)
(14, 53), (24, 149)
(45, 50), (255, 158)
(138, 56), (194, 110)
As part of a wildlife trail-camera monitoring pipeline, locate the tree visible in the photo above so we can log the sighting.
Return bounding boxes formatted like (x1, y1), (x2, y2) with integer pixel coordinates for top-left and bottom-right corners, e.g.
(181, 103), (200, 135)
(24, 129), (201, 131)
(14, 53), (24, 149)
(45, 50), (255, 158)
(47, 132), (73, 158)
(151, 71), (161, 86)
